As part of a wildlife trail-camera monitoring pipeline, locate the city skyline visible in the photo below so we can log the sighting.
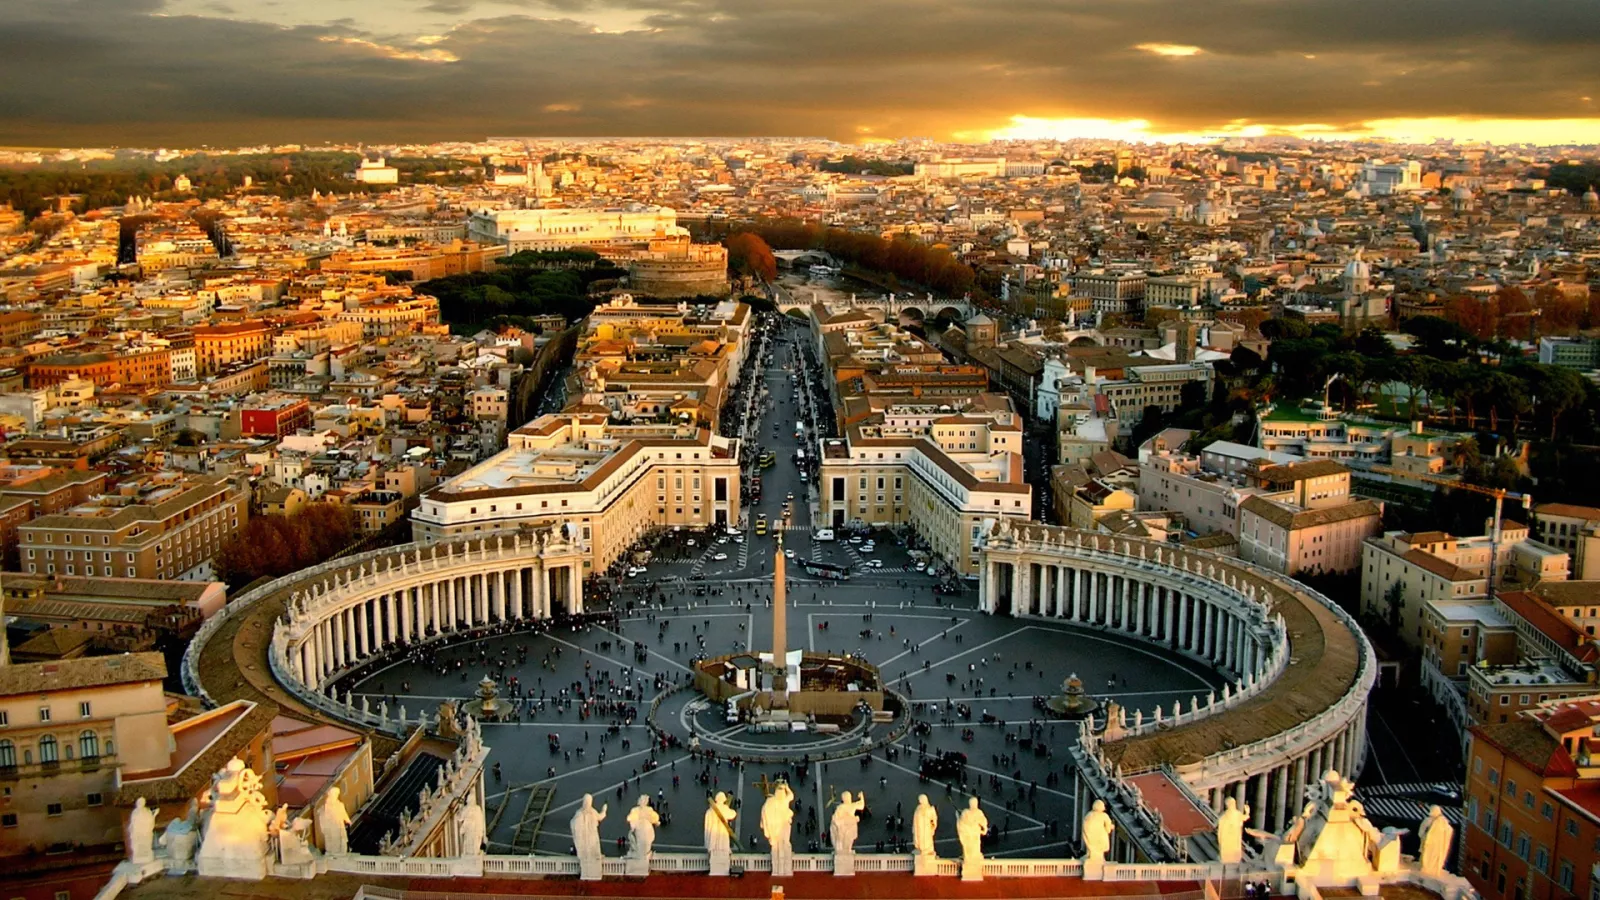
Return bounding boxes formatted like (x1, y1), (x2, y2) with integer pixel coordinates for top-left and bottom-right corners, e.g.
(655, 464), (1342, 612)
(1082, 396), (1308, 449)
(6, 0), (1600, 146)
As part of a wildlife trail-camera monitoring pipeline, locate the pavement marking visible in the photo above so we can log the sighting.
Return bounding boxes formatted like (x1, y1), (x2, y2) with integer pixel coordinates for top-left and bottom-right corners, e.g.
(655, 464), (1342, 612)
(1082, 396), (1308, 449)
(593, 625), (694, 675)
(874, 618), (969, 670)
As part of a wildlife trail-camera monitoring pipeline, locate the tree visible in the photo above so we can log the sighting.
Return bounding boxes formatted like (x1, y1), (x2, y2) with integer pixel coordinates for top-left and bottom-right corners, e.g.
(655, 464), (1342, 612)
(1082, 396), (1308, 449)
(1260, 317), (1311, 340)
(725, 232), (777, 283)
(1382, 581), (1405, 631)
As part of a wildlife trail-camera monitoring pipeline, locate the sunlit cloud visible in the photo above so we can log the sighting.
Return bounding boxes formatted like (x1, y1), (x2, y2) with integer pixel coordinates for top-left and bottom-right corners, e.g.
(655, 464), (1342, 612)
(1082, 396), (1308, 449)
(317, 35), (459, 62)
(1134, 42), (1202, 57)
(985, 114), (1600, 146)
(542, 103), (580, 112)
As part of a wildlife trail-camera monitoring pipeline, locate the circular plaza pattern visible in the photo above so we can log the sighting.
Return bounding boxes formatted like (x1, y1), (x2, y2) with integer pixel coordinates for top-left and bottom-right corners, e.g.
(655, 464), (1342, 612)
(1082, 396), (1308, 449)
(182, 323), (1373, 865)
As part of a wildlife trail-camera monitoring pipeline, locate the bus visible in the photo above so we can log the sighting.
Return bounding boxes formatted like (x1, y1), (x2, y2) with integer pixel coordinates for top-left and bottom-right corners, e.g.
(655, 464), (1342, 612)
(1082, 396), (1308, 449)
(759, 452), (776, 469)
(755, 518), (768, 536)
(802, 559), (851, 580)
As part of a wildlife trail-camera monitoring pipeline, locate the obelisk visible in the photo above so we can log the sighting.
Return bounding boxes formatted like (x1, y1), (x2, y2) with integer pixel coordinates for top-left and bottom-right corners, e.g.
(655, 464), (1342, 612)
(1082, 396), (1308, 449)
(771, 531), (788, 707)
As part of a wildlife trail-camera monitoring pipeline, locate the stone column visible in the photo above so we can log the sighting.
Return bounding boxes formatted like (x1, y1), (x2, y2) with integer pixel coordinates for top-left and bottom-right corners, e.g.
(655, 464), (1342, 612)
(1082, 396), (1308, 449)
(1010, 562), (1023, 615)
(1177, 594), (1189, 650)
(570, 564), (583, 614)
(1131, 581), (1143, 634)
(446, 577), (458, 629)
(1233, 781), (1246, 814)
(1253, 771), (1268, 832)
(511, 568), (525, 619)
(429, 581), (441, 633)
(1273, 763), (1289, 833)
(1291, 754), (1307, 818)
(355, 602), (369, 657)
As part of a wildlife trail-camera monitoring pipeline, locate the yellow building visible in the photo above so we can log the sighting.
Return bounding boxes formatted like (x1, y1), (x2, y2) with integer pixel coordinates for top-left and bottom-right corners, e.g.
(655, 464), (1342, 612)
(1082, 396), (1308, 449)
(0, 653), (170, 853)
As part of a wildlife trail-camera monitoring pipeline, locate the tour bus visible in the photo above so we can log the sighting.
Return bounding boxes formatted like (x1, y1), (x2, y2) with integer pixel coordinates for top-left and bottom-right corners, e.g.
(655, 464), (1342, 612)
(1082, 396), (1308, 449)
(802, 559), (851, 581)
(759, 451), (776, 469)
(813, 528), (835, 542)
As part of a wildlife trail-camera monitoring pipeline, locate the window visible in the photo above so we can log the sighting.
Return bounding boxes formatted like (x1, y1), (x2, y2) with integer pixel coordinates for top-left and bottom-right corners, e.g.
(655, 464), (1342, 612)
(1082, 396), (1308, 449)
(0, 741), (13, 769)
(0, 813), (14, 827)
(1534, 845), (1549, 872)
(1542, 801), (1554, 820)
(78, 702), (90, 718)
(1559, 860), (1575, 891)
(38, 735), (58, 764)
(46, 802), (62, 817)
(1516, 833), (1530, 860)
(38, 706), (50, 723)
(86, 792), (102, 807)
(79, 731), (98, 759)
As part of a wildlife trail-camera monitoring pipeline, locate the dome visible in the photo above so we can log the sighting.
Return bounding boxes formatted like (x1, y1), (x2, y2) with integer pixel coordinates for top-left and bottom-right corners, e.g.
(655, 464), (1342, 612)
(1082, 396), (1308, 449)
(1452, 185), (1473, 199)
(1343, 256), (1371, 282)
(1302, 220), (1323, 238)
(1138, 192), (1185, 209)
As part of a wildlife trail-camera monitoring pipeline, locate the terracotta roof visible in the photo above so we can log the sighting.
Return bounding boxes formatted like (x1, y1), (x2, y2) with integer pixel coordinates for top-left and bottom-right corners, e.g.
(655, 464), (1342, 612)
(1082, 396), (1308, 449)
(1471, 719), (1576, 778)
(1535, 503), (1600, 521)
(1498, 590), (1600, 663)
(0, 651), (166, 696)
(1239, 496), (1382, 530)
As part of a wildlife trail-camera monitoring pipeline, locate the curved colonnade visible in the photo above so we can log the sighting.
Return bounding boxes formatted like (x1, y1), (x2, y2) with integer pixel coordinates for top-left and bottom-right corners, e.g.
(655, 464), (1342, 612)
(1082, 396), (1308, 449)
(184, 528), (587, 735)
(979, 521), (1375, 841)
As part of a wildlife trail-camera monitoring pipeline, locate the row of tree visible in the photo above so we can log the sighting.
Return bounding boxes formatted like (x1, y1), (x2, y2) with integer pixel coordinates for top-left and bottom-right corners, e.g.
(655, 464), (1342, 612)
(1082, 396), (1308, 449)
(216, 504), (359, 588)
(1249, 320), (1592, 439)
(1442, 285), (1600, 340)
(724, 219), (976, 296)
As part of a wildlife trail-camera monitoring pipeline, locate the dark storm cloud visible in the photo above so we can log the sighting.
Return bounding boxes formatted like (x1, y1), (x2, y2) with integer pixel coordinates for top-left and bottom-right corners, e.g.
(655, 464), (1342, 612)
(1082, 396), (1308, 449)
(3, 0), (1600, 145)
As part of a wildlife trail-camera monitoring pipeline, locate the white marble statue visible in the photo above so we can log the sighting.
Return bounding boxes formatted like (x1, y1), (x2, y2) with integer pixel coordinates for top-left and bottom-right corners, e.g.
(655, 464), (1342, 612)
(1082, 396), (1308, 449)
(571, 793), (608, 878)
(317, 786), (352, 856)
(705, 792), (737, 876)
(159, 800), (199, 873)
(126, 797), (156, 865)
(1081, 799), (1115, 865)
(625, 795), (659, 875)
(196, 758), (273, 880)
(1418, 806), (1454, 876)
(830, 790), (865, 854)
(272, 806), (315, 866)
(457, 795), (487, 857)
(912, 794), (939, 858)
(1216, 797), (1249, 865)
(956, 797), (989, 881)
(760, 781), (795, 877)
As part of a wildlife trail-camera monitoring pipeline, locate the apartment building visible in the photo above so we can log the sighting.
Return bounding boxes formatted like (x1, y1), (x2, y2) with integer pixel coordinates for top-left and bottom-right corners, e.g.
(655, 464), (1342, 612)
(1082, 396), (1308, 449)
(192, 320), (270, 376)
(1531, 503), (1600, 569)
(1235, 459), (1382, 576)
(411, 413), (742, 574)
(17, 473), (249, 581)
(0, 653), (171, 855)
(1463, 699), (1600, 900)
(1362, 526), (1570, 647)
(819, 411), (1032, 576)
(1071, 270), (1147, 319)
(1138, 450), (1257, 536)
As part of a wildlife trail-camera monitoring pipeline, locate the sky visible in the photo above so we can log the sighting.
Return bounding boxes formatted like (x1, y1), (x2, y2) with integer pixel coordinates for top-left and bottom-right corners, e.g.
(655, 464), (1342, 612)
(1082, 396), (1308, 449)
(5, 0), (1600, 148)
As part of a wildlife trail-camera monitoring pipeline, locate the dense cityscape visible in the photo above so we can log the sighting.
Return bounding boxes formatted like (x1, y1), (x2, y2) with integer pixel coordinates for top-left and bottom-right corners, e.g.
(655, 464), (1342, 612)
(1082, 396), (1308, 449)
(3, 131), (1600, 900)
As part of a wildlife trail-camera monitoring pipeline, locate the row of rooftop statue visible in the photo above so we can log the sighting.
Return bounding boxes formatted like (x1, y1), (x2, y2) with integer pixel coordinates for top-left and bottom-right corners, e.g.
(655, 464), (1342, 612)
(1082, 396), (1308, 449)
(122, 751), (1459, 888)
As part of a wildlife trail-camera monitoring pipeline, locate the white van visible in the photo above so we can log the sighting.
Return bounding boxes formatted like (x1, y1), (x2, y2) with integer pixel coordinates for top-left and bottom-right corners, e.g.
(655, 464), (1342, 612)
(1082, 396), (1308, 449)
(813, 528), (835, 542)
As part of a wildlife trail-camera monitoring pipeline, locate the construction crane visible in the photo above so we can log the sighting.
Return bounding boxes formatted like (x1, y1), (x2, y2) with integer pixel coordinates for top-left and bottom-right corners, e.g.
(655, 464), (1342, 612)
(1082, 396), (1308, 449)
(1369, 465), (1532, 600)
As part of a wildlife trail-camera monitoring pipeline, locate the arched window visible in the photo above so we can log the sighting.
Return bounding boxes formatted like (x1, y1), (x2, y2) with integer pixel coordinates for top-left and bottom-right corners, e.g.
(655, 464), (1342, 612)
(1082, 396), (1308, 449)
(0, 740), (14, 769)
(38, 734), (58, 764)
(79, 731), (99, 760)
